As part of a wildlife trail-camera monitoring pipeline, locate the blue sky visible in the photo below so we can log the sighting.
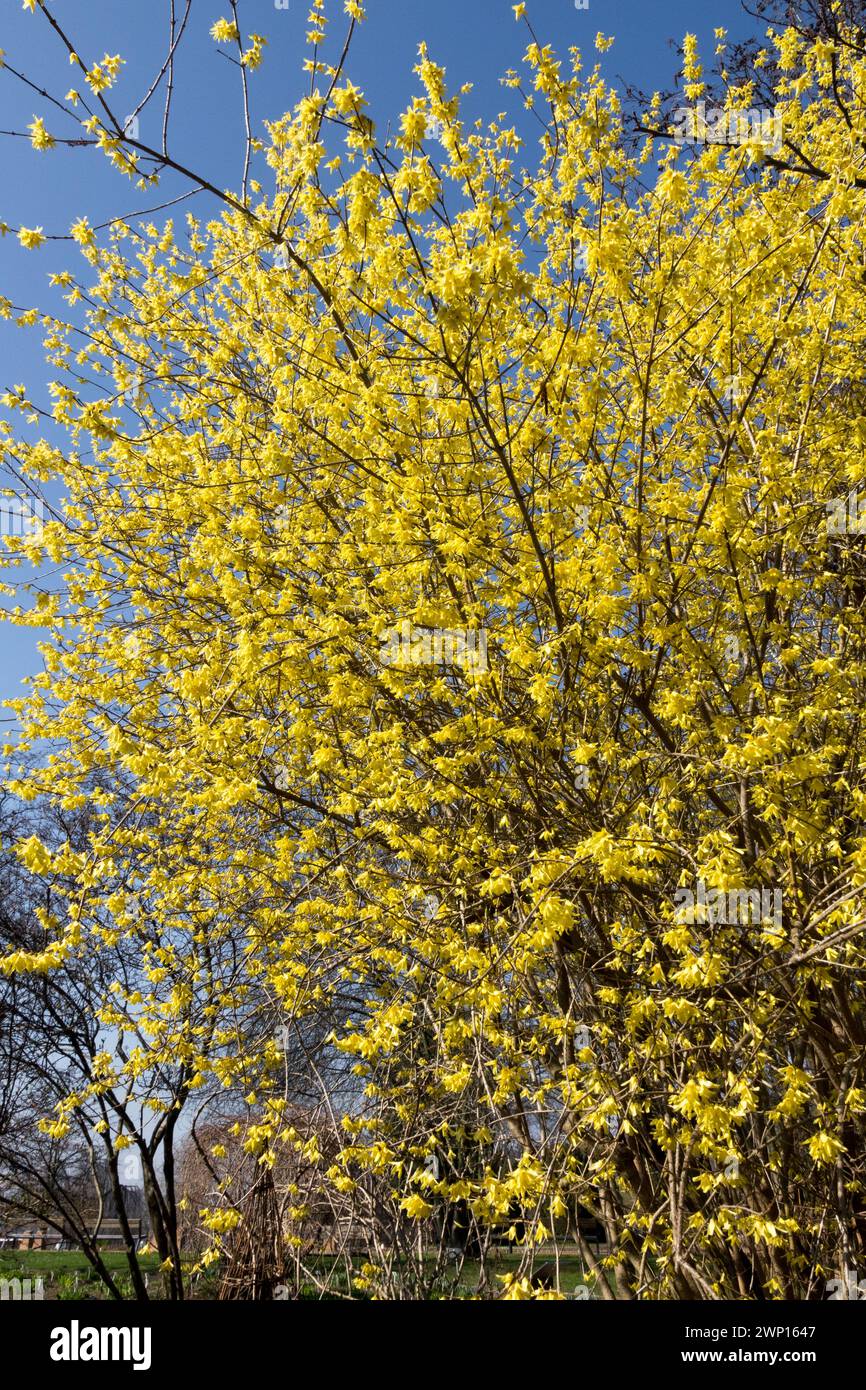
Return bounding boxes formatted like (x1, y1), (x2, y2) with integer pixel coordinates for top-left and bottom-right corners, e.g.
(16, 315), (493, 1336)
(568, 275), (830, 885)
(0, 0), (757, 723)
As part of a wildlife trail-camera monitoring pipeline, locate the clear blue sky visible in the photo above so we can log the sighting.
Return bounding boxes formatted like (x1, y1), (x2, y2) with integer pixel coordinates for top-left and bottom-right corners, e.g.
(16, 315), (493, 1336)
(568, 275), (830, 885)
(0, 0), (756, 723)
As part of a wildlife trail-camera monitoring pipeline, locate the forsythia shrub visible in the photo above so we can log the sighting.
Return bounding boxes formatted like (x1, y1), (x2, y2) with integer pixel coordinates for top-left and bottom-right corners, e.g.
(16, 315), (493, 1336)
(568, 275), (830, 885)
(1, 0), (866, 1298)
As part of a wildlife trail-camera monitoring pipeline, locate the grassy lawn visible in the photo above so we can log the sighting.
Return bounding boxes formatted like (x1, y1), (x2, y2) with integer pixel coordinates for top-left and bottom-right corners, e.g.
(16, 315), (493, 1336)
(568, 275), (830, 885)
(1, 1247), (597, 1299)
(426, 1252), (595, 1298)
(0, 1250), (163, 1276)
(292, 1249), (599, 1299)
(0, 1249), (169, 1300)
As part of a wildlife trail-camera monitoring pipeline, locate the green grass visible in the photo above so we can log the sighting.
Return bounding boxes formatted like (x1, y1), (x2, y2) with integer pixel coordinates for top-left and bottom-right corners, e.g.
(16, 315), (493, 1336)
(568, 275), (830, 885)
(434, 1252), (594, 1297)
(0, 1250), (169, 1300)
(293, 1249), (598, 1299)
(0, 1250), (162, 1276)
(1, 1247), (598, 1299)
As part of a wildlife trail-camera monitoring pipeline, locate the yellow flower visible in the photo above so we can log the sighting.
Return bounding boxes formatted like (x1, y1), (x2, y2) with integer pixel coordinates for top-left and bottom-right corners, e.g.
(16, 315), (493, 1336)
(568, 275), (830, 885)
(17, 834), (53, 871)
(657, 168), (690, 208)
(28, 116), (55, 151)
(499, 1273), (533, 1299)
(18, 226), (46, 250)
(808, 1132), (845, 1165)
(241, 34), (267, 70)
(332, 83), (364, 116)
(70, 217), (95, 247)
(86, 55), (123, 94)
(400, 1194), (432, 1219)
(201, 1207), (242, 1233)
(39, 1118), (71, 1140)
(210, 18), (239, 43)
